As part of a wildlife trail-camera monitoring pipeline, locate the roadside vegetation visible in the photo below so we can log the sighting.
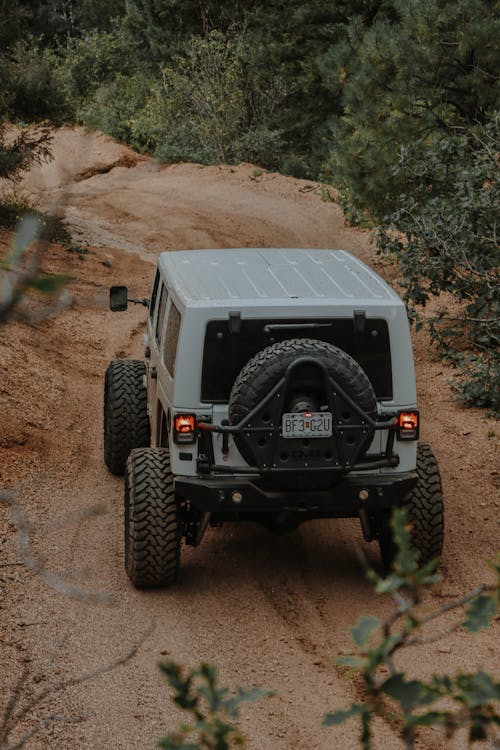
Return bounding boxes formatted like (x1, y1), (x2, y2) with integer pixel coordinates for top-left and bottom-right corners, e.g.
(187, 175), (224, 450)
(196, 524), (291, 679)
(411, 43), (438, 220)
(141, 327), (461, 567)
(158, 510), (500, 749)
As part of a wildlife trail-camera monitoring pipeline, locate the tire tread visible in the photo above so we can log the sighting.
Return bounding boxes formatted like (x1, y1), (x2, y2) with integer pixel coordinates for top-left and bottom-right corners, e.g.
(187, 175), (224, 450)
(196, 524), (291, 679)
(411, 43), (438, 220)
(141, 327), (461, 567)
(104, 360), (150, 475)
(124, 447), (180, 588)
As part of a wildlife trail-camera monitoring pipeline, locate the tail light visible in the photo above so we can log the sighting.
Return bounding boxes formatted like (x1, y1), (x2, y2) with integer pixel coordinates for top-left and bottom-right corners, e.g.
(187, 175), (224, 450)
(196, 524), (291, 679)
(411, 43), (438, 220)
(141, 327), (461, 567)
(396, 410), (419, 440)
(173, 414), (197, 444)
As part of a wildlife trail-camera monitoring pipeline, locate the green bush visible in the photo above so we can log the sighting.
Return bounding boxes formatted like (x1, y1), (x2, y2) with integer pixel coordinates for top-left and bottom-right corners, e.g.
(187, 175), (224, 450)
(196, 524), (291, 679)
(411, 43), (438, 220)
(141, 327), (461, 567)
(153, 30), (285, 166)
(5, 39), (70, 123)
(320, 0), (499, 410)
(78, 71), (157, 149)
(376, 117), (499, 413)
(56, 25), (144, 108)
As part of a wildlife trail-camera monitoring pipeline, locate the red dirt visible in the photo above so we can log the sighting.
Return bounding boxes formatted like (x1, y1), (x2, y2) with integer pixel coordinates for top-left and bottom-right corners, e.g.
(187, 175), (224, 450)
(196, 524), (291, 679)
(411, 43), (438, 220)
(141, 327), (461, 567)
(0, 127), (498, 750)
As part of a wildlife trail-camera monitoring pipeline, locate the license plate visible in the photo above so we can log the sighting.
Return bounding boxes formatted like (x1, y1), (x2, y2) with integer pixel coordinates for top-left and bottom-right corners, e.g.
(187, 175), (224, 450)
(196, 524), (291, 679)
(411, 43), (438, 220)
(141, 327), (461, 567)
(282, 412), (332, 439)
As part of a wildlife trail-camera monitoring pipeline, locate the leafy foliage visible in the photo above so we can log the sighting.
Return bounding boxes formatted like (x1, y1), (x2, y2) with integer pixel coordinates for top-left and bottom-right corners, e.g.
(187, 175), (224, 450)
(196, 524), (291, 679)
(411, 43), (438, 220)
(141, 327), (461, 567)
(319, 0), (499, 409)
(322, 0), (499, 217)
(3, 38), (70, 122)
(158, 661), (273, 749)
(153, 30), (287, 166)
(323, 508), (500, 749)
(56, 25), (145, 110)
(375, 117), (499, 413)
(0, 126), (53, 183)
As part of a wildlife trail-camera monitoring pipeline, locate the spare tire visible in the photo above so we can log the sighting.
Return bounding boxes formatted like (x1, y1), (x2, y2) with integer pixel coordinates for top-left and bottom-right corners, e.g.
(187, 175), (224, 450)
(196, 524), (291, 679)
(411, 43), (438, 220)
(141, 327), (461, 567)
(229, 338), (377, 466)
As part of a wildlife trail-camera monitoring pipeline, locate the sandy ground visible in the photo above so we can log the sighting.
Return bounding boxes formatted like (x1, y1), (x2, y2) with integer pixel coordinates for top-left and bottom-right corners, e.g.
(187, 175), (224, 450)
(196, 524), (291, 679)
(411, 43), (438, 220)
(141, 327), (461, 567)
(0, 127), (498, 750)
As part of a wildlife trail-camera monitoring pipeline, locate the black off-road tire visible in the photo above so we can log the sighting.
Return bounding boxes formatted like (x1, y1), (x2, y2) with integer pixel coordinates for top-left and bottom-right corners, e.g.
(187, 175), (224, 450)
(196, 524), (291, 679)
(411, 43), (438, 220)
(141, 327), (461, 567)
(124, 448), (181, 588)
(104, 359), (150, 475)
(229, 338), (377, 465)
(379, 443), (444, 569)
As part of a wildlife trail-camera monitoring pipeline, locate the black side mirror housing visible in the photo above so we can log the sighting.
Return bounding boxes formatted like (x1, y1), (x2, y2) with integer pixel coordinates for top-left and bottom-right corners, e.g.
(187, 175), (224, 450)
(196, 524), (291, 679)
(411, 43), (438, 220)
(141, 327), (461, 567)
(110, 285), (128, 311)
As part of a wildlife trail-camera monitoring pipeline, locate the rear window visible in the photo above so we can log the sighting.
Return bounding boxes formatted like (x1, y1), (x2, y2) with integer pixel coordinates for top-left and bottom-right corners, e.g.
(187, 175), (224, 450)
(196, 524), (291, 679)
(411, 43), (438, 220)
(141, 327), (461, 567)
(202, 318), (392, 402)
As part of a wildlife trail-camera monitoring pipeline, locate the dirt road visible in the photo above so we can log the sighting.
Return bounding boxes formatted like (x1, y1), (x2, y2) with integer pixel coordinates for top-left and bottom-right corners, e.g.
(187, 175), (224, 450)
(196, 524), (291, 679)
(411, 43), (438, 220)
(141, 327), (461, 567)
(1, 128), (498, 749)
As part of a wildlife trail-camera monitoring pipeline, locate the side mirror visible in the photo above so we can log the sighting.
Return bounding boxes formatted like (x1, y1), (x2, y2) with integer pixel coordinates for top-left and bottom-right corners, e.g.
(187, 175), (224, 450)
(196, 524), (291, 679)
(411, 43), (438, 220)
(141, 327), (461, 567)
(110, 285), (128, 311)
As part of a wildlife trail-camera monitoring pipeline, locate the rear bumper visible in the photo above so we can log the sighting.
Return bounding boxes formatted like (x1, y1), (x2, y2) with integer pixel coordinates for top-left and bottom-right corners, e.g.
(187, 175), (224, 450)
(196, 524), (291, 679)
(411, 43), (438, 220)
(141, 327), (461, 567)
(175, 472), (417, 518)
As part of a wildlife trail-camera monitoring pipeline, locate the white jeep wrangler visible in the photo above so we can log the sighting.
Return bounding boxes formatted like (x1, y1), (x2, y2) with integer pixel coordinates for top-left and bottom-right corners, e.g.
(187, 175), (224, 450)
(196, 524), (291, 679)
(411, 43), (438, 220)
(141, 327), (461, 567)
(104, 248), (444, 588)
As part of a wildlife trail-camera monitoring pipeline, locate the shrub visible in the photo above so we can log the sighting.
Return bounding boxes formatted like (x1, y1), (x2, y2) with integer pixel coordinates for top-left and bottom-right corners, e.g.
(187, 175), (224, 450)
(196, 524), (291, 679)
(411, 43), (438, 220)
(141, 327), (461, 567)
(153, 30), (285, 166)
(56, 25), (144, 108)
(376, 117), (499, 413)
(5, 39), (70, 123)
(78, 71), (157, 149)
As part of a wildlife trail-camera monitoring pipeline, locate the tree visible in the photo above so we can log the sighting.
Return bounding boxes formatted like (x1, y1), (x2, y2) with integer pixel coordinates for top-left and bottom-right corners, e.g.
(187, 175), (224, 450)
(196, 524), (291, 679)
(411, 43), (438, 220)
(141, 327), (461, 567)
(321, 0), (499, 218)
(321, 0), (499, 409)
(124, 0), (345, 172)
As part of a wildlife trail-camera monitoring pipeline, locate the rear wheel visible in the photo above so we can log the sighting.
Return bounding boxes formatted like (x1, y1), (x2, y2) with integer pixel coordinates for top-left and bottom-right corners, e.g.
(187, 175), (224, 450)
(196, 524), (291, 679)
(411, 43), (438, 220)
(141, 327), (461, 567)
(379, 443), (444, 569)
(124, 448), (181, 588)
(104, 359), (150, 475)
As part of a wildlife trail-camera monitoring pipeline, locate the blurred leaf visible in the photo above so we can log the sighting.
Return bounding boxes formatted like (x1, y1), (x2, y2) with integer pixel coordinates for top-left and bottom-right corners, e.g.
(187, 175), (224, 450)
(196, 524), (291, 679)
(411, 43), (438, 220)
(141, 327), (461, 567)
(407, 710), (449, 728)
(27, 273), (71, 294)
(381, 673), (435, 713)
(323, 703), (365, 726)
(350, 615), (381, 648)
(223, 687), (275, 718)
(456, 671), (500, 708)
(463, 594), (497, 633)
(337, 654), (368, 669)
(374, 574), (406, 593)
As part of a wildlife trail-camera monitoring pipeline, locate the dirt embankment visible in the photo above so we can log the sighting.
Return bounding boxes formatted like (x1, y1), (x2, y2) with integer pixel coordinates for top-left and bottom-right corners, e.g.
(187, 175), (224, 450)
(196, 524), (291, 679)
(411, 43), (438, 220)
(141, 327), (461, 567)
(0, 127), (498, 750)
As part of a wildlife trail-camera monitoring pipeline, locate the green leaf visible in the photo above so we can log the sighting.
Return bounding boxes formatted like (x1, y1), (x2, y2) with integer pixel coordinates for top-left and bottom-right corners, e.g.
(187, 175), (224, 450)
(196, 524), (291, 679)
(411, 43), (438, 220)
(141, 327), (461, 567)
(366, 634), (403, 670)
(28, 273), (71, 293)
(337, 654), (368, 669)
(381, 673), (435, 713)
(374, 574), (406, 593)
(407, 710), (449, 728)
(323, 704), (365, 726)
(456, 671), (500, 707)
(463, 594), (497, 633)
(222, 687), (274, 718)
(350, 615), (381, 648)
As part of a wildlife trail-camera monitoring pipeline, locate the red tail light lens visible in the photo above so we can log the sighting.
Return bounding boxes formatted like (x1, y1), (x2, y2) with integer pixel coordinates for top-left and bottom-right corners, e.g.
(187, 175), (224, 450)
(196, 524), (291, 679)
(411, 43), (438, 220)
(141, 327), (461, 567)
(173, 414), (196, 444)
(396, 410), (419, 440)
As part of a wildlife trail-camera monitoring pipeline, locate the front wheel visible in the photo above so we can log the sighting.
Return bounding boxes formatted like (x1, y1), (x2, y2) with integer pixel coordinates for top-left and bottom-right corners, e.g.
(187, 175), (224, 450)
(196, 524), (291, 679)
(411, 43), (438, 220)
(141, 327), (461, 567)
(124, 448), (181, 588)
(379, 443), (444, 569)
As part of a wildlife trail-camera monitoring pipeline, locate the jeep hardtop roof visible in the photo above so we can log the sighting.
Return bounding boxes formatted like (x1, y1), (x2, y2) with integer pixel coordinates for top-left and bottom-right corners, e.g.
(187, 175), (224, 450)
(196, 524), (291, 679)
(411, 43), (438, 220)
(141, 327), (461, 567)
(158, 248), (403, 310)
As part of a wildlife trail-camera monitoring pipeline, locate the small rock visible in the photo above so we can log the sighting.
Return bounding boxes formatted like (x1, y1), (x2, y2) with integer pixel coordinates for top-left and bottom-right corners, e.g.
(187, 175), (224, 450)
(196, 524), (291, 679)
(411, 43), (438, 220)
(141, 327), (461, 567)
(437, 644), (451, 654)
